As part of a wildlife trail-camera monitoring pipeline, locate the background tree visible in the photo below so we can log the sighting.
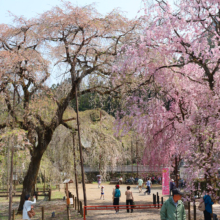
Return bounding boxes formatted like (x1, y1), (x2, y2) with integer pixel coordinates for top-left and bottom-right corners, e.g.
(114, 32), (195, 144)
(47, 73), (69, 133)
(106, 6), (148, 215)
(0, 2), (138, 211)
(115, 0), (220, 198)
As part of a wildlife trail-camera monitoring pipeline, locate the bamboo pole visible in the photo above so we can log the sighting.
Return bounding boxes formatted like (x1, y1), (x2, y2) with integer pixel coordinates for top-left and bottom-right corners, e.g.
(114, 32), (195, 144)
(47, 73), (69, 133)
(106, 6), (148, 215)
(75, 86), (87, 210)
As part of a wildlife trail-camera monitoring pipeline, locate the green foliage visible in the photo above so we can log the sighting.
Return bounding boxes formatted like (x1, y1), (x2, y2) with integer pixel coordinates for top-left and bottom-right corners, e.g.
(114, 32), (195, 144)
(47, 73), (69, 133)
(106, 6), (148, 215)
(70, 92), (121, 117)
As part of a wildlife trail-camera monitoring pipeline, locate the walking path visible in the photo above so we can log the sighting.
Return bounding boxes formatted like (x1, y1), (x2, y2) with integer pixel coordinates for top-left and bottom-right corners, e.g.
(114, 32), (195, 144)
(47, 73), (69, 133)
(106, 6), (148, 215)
(1, 183), (220, 219)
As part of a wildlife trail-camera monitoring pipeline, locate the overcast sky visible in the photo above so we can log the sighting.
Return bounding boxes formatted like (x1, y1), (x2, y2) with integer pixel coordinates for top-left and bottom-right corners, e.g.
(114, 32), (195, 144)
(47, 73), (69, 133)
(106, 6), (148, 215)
(0, 0), (145, 24)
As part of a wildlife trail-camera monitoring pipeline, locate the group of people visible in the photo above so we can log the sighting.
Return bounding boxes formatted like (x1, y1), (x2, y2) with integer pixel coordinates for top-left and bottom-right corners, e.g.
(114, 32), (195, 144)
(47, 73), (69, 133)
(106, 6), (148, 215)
(161, 188), (218, 220)
(22, 176), (218, 220)
(112, 184), (134, 213)
(137, 177), (152, 195)
(161, 180), (218, 220)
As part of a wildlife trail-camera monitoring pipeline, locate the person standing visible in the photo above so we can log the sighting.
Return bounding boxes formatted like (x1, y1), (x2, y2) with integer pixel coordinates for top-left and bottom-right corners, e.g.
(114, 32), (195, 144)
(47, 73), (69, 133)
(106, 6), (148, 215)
(170, 179), (175, 196)
(203, 193), (214, 220)
(98, 177), (101, 188)
(125, 186), (134, 213)
(119, 176), (123, 184)
(160, 189), (186, 220)
(158, 176), (161, 185)
(146, 178), (152, 195)
(112, 185), (121, 213)
(100, 186), (104, 200)
(22, 195), (36, 220)
(137, 178), (143, 193)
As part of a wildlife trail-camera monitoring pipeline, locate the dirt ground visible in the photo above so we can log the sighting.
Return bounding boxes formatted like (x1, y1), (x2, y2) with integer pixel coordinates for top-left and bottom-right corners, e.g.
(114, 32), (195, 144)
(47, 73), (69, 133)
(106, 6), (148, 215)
(1, 183), (220, 219)
(70, 183), (220, 220)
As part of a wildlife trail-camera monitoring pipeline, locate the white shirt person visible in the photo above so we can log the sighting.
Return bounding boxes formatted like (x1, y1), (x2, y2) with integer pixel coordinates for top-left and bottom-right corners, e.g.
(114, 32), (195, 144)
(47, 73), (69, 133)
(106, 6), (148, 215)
(22, 195), (36, 220)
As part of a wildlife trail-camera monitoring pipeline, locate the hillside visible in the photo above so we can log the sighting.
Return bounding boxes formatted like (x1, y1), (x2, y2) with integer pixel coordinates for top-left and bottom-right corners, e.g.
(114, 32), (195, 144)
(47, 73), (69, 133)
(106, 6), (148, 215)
(0, 98), (133, 184)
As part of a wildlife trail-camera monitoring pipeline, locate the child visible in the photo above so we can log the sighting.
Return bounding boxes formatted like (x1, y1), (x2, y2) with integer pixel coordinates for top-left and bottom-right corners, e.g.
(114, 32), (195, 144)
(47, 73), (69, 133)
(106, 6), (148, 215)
(100, 186), (104, 200)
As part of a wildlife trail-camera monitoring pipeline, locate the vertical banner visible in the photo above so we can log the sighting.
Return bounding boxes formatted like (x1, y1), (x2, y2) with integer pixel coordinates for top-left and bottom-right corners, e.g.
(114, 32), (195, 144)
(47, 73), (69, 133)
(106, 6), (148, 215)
(162, 168), (170, 195)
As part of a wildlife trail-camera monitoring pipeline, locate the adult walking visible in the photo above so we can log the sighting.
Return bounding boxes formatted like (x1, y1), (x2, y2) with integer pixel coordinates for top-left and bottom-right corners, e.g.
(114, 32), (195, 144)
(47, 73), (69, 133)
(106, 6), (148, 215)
(170, 179), (175, 196)
(146, 178), (152, 195)
(125, 186), (134, 213)
(203, 193), (214, 220)
(160, 189), (186, 220)
(112, 185), (121, 213)
(137, 178), (143, 193)
(22, 195), (36, 220)
(97, 177), (101, 188)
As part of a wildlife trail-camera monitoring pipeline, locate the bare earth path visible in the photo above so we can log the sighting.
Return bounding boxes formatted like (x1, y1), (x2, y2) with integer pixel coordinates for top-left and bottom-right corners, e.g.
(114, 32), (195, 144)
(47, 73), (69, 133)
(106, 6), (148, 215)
(73, 183), (220, 220)
(72, 183), (166, 220)
(1, 183), (220, 219)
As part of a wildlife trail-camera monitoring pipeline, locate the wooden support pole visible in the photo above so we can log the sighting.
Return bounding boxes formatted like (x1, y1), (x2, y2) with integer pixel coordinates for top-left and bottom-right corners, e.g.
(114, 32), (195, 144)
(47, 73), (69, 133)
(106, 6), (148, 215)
(80, 201), (83, 216)
(44, 170), (46, 192)
(72, 132), (79, 200)
(67, 205), (70, 220)
(36, 188), (38, 200)
(49, 189), (51, 201)
(131, 140), (133, 175)
(78, 198), (80, 213)
(75, 197), (77, 210)
(75, 86), (87, 210)
(42, 206), (44, 220)
(73, 195), (75, 208)
(188, 202), (190, 220)
(193, 201), (196, 220)
(161, 197), (163, 205)
(12, 210), (15, 220)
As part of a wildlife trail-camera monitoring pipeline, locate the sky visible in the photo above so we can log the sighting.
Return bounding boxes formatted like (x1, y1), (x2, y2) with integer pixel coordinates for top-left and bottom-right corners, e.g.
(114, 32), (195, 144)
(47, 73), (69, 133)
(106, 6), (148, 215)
(0, 0), (174, 85)
(1, 0), (147, 85)
(0, 0), (145, 24)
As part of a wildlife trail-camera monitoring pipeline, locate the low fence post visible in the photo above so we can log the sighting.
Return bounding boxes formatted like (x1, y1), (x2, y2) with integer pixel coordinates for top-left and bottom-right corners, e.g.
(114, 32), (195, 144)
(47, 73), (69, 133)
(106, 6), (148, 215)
(84, 206), (86, 220)
(78, 198), (80, 213)
(12, 210), (15, 220)
(42, 206), (44, 220)
(49, 189), (51, 201)
(35, 191), (38, 200)
(193, 200), (196, 220)
(154, 194), (156, 207)
(157, 195), (160, 208)
(80, 201), (83, 216)
(188, 201), (190, 220)
(67, 205), (70, 220)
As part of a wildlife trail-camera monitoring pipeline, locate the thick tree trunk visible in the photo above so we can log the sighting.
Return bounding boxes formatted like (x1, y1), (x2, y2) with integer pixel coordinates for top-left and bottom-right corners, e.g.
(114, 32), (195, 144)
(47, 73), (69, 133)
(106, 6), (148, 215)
(17, 147), (44, 212)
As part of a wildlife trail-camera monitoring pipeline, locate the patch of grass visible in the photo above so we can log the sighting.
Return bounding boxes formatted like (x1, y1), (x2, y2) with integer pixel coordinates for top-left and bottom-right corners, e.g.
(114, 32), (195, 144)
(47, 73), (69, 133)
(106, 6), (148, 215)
(51, 190), (65, 200)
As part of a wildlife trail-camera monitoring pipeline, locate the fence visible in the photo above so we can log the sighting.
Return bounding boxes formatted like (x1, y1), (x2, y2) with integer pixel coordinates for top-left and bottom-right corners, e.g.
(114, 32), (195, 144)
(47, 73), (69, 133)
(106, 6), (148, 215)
(34, 188), (51, 201)
(6, 190), (201, 220)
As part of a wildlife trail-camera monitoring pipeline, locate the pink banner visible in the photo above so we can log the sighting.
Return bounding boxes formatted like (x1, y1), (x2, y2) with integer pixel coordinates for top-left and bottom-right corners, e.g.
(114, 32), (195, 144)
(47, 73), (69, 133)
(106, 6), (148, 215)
(162, 168), (170, 195)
